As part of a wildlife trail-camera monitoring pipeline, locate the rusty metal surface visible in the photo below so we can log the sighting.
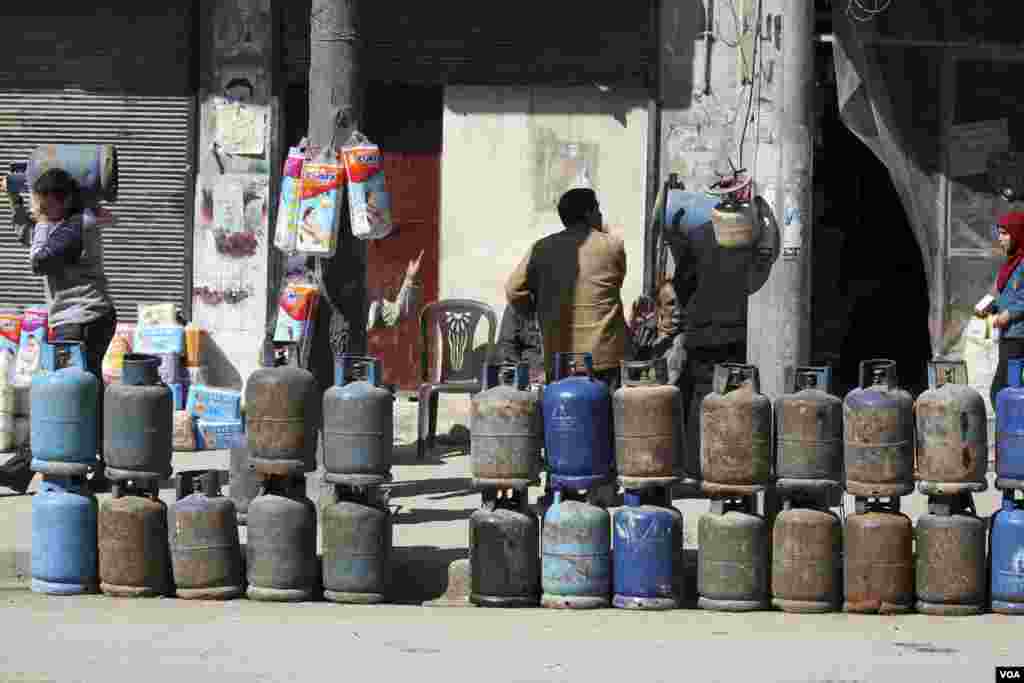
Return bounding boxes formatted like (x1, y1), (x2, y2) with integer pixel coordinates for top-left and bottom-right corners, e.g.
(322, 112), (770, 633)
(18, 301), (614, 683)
(698, 506), (768, 604)
(614, 384), (681, 483)
(322, 498), (391, 600)
(169, 493), (243, 598)
(322, 377), (392, 480)
(843, 510), (914, 613)
(470, 386), (542, 486)
(246, 368), (317, 472)
(844, 385), (915, 495)
(103, 383), (173, 481)
(246, 485), (318, 593)
(775, 389), (843, 483)
(915, 384), (988, 487)
(470, 505), (540, 606)
(99, 493), (171, 597)
(771, 507), (842, 610)
(701, 384), (772, 488)
(915, 507), (986, 610)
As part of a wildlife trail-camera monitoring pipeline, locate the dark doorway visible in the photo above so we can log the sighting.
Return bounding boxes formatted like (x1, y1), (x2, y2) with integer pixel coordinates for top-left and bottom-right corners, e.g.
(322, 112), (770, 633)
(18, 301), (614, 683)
(812, 45), (932, 398)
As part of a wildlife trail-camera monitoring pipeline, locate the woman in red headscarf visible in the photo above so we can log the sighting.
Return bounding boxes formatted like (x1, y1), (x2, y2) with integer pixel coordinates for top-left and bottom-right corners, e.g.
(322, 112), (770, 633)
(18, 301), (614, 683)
(984, 211), (1024, 406)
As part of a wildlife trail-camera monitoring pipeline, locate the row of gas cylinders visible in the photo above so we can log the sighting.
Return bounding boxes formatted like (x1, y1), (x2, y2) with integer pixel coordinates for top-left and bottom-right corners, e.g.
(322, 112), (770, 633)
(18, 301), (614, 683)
(470, 355), (997, 497)
(31, 471), (391, 602)
(473, 487), (1024, 615)
(31, 351), (392, 486)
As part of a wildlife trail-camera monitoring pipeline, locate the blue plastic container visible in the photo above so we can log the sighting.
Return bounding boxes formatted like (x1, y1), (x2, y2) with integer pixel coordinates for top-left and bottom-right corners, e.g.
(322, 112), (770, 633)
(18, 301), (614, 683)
(542, 352), (613, 490)
(31, 476), (98, 595)
(613, 488), (682, 610)
(991, 491), (1024, 614)
(30, 347), (99, 476)
(541, 488), (611, 609)
(997, 359), (1024, 488)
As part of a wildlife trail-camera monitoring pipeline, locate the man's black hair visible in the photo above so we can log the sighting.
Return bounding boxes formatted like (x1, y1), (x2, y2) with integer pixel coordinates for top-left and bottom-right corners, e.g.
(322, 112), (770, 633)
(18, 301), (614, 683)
(557, 188), (597, 227)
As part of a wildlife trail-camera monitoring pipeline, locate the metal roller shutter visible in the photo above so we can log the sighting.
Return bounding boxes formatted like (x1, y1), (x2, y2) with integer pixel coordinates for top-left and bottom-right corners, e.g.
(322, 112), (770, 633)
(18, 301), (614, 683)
(0, 89), (194, 323)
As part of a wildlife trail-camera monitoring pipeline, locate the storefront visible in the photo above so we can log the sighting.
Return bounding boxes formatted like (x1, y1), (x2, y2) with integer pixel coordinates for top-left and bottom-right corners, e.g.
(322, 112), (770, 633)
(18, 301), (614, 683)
(0, 4), (197, 322)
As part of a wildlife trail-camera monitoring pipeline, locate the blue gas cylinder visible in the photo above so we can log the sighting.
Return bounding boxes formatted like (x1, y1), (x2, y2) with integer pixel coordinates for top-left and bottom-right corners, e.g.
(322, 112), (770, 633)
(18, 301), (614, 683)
(613, 488), (682, 610)
(541, 488), (611, 609)
(30, 347), (99, 476)
(542, 353), (613, 490)
(991, 491), (1024, 614)
(996, 359), (1024, 489)
(31, 476), (98, 595)
(322, 354), (393, 486)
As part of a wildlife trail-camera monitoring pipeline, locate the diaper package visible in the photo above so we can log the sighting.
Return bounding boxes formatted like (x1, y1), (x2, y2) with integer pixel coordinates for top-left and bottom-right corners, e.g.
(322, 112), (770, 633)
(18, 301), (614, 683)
(102, 323), (136, 384)
(273, 144), (307, 253)
(138, 303), (178, 328)
(0, 312), (23, 384)
(186, 384), (242, 422)
(273, 283), (320, 344)
(195, 419), (245, 450)
(173, 411), (196, 452)
(296, 151), (344, 257)
(14, 308), (48, 384)
(342, 134), (393, 240)
(135, 325), (186, 355)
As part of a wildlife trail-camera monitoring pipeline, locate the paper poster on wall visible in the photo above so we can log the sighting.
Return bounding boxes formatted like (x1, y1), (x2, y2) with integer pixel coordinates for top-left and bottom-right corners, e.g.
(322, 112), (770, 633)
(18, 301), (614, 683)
(214, 101), (268, 156)
(213, 176), (245, 234)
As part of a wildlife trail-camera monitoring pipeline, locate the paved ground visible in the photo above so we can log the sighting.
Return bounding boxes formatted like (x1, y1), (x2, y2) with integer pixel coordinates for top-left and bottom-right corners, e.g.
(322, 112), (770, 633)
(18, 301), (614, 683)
(0, 394), (1015, 682)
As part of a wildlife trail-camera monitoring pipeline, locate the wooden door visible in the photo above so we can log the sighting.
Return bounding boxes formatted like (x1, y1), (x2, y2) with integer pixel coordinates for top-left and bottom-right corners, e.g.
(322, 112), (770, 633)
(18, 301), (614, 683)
(366, 152), (440, 390)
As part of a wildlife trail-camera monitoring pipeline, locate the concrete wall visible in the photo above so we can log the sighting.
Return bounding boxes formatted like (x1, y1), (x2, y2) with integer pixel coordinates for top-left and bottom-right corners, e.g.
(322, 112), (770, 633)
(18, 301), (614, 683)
(440, 86), (649, 336)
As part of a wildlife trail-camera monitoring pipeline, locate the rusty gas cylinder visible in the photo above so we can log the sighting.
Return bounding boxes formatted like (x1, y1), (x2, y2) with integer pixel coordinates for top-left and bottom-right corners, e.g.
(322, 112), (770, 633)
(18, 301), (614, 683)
(698, 496), (769, 611)
(470, 362), (541, 489)
(915, 493), (986, 616)
(169, 471), (243, 600)
(843, 497), (914, 614)
(915, 361), (988, 496)
(322, 483), (392, 604)
(775, 367), (843, 495)
(98, 481), (171, 598)
(613, 359), (681, 490)
(771, 495), (842, 613)
(246, 475), (318, 602)
(843, 360), (915, 498)
(245, 364), (318, 477)
(471, 488), (540, 607)
(701, 364), (772, 497)
(541, 488), (611, 609)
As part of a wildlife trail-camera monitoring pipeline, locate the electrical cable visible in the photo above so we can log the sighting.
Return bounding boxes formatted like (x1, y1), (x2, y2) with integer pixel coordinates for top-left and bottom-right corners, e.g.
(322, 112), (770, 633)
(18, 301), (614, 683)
(737, 0), (763, 173)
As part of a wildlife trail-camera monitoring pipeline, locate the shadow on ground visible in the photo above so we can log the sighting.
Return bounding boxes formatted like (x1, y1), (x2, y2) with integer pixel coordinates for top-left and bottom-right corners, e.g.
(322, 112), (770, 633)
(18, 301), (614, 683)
(389, 546), (469, 604)
(386, 477), (473, 499)
(392, 444), (469, 466)
(389, 507), (476, 525)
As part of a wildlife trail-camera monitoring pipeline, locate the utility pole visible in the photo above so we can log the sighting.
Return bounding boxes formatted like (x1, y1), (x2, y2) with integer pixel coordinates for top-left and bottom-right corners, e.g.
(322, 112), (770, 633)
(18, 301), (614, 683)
(747, 0), (815, 399)
(307, 0), (367, 393)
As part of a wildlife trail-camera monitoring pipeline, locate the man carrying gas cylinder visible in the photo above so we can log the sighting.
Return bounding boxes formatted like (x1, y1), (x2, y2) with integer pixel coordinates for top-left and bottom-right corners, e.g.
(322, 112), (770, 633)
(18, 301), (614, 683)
(643, 174), (777, 490)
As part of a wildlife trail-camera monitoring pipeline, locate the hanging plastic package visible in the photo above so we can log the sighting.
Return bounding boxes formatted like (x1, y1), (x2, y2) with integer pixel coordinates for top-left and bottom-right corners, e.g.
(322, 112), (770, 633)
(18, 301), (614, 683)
(342, 132), (393, 240)
(296, 146), (344, 258)
(0, 313), (23, 384)
(14, 308), (48, 384)
(273, 142), (307, 254)
(273, 283), (320, 345)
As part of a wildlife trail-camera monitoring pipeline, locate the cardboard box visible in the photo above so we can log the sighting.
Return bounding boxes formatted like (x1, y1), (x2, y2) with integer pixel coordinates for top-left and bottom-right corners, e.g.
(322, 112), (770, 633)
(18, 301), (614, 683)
(195, 419), (245, 450)
(186, 384), (242, 421)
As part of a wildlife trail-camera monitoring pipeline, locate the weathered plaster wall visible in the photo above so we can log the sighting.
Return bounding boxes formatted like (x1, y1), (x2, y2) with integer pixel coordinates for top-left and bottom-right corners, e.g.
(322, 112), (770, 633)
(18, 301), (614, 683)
(191, 0), (282, 392)
(440, 86), (649, 336)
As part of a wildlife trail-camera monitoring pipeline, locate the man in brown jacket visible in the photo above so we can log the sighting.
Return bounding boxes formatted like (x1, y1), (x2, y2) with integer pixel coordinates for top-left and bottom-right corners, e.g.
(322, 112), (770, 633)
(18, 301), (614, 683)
(505, 188), (630, 390)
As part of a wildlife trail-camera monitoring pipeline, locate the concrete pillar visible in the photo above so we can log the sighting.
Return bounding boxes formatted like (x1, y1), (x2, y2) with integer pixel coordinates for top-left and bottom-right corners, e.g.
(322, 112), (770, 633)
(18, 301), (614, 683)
(747, 0), (816, 398)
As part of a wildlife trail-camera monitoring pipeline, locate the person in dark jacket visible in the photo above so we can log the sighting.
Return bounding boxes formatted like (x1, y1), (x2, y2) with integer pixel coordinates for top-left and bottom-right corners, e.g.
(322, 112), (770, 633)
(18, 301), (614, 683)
(3, 169), (117, 492)
(664, 194), (775, 484)
(983, 211), (1024, 407)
